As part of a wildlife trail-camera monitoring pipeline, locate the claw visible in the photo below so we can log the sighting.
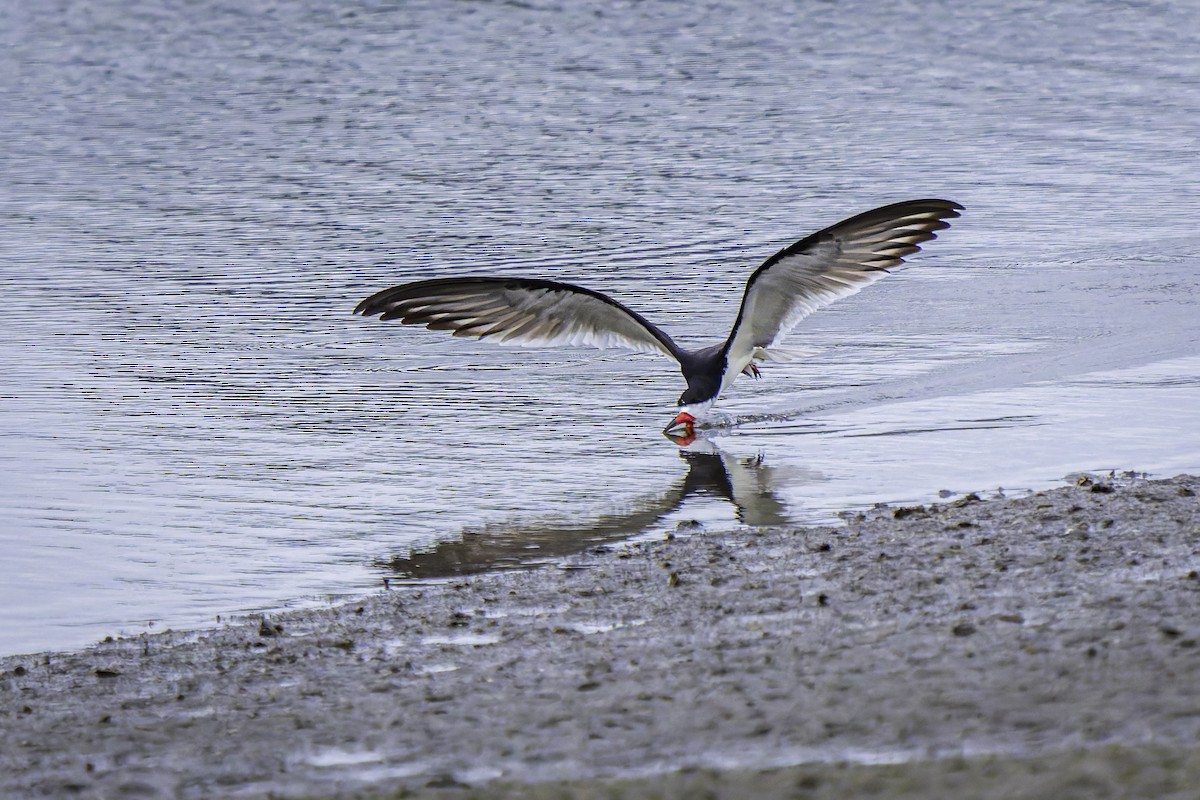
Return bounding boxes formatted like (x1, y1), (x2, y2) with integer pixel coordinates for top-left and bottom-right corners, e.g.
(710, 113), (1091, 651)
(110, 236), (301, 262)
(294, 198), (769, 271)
(742, 362), (761, 379)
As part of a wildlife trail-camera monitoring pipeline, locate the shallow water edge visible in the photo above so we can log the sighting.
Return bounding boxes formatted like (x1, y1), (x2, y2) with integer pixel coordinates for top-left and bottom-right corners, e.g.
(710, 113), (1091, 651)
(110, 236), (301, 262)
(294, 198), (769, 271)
(2, 472), (1198, 799)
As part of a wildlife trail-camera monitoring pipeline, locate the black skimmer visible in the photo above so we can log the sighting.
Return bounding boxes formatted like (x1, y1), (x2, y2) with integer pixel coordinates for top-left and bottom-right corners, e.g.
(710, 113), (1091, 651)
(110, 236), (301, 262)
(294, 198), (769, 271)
(355, 198), (963, 438)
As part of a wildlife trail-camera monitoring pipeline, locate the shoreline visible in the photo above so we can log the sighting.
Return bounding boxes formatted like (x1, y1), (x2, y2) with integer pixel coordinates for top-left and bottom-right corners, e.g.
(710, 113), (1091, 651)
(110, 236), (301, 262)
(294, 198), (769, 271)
(3, 473), (1199, 799)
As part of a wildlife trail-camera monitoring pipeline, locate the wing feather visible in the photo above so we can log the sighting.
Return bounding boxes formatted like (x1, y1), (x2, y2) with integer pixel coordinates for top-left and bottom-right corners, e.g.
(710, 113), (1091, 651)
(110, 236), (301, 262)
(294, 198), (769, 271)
(355, 277), (682, 361)
(722, 199), (963, 385)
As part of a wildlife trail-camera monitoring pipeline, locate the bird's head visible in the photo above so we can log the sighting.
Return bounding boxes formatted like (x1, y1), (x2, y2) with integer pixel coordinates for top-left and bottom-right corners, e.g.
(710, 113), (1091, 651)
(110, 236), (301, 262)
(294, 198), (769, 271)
(663, 399), (715, 445)
(663, 410), (697, 441)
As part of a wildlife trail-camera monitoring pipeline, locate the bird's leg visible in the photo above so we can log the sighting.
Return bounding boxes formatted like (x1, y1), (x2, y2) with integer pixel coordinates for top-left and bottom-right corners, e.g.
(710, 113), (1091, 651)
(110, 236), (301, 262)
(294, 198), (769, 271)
(742, 362), (761, 379)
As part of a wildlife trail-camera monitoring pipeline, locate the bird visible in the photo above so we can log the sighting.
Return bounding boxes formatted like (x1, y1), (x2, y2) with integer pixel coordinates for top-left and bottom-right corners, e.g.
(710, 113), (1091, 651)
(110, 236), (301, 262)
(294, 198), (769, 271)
(354, 198), (963, 439)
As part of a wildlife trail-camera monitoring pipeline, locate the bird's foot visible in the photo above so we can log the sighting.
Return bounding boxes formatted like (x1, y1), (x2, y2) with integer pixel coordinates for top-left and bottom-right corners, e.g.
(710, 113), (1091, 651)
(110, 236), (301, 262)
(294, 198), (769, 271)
(742, 363), (761, 379)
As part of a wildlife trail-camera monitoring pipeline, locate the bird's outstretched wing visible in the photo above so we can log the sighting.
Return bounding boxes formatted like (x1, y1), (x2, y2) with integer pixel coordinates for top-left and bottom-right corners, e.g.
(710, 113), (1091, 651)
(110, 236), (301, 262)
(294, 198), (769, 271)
(355, 277), (682, 361)
(722, 199), (963, 382)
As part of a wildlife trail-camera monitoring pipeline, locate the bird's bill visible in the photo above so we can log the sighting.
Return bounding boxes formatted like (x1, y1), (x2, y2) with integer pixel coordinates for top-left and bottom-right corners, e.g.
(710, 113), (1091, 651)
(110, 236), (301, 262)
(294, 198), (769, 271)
(663, 411), (697, 437)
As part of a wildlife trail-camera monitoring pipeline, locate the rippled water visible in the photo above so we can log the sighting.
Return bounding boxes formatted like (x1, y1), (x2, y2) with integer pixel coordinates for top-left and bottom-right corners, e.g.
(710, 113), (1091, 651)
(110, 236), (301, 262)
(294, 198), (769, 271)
(2, 0), (1199, 655)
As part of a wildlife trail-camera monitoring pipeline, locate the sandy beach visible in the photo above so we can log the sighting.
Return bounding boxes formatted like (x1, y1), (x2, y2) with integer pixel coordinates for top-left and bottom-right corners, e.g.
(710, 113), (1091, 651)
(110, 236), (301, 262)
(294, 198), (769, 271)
(3, 473), (1199, 799)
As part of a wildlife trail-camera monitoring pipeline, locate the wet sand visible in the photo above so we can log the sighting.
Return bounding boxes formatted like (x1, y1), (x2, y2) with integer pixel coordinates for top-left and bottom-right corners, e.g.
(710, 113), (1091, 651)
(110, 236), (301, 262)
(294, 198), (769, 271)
(3, 473), (1199, 799)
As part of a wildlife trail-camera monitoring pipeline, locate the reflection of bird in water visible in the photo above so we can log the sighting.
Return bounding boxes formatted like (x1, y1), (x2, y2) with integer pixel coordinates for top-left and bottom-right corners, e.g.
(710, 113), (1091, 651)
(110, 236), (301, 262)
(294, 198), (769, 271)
(674, 439), (789, 527)
(355, 200), (963, 439)
(380, 440), (796, 580)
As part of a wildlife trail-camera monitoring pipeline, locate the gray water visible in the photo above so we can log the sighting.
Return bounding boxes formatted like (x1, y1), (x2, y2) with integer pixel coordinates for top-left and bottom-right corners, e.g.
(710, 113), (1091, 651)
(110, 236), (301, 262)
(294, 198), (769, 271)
(2, 0), (1199, 656)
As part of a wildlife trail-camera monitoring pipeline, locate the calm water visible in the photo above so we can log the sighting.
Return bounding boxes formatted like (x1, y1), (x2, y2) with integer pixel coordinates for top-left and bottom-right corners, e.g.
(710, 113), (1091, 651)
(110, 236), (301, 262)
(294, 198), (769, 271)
(2, 0), (1199, 655)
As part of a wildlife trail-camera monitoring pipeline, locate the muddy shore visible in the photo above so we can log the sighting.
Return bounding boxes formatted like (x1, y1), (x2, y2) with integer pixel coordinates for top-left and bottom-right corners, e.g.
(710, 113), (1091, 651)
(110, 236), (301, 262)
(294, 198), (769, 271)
(3, 473), (1199, 799)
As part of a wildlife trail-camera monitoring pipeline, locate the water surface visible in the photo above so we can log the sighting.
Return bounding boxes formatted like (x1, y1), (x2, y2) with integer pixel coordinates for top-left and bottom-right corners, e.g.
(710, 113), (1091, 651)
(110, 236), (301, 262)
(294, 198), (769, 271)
(2, 0), (1199, 655)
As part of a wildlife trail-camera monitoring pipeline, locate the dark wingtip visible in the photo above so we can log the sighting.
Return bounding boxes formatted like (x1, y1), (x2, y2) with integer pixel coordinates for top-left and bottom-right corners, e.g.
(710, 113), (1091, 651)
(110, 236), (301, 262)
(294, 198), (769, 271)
(924, 198), (965, 217)
(353, 293), (377, 316)
(354, 286), (399, 317)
